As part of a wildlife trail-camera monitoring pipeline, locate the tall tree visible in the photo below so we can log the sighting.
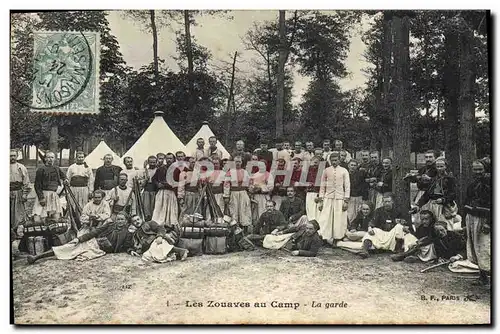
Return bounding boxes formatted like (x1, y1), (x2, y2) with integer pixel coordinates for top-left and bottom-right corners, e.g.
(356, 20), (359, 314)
(391, 11), (412, 217)
(276, 10), (286, 138)
(122, 10), (173, 79)
(457, 16), (477, 208)
(442, 22), (461, 178)
(380, 12), (393, 157)
(150, 10), (159, 78)
(184, 10), (194, 77)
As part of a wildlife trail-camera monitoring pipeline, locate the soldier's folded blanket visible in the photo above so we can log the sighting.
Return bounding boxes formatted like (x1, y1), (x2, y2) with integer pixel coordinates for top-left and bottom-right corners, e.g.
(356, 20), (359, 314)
(52, 238), (106, 261)
(142, 240), (175, 263)
(263, 233), (294, 250)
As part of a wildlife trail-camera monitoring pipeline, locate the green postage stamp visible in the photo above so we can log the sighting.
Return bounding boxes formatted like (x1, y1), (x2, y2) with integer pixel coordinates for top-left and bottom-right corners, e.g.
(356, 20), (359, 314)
(31, 31), (100, 114)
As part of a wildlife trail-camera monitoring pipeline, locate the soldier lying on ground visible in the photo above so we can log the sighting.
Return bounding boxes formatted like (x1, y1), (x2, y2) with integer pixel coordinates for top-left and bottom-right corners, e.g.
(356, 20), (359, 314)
(127, 215), (188, 262)
(27, 212), (133, 264)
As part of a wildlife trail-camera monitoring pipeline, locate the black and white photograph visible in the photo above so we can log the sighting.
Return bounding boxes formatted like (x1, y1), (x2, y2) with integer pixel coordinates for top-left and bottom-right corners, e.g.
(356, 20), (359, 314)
(9, 7), (491, 325)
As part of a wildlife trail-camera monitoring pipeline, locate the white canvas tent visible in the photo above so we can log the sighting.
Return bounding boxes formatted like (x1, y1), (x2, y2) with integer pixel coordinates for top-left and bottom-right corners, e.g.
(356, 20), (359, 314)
(123, 111), (186, 168)
(185, 121), (230, 159)
(85, 140), (122, 169)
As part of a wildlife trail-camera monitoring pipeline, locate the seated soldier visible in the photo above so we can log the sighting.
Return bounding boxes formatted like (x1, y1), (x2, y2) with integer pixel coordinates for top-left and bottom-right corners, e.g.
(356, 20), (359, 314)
(432, 221), (466, 261)
(127, 215), (188, 262)
(27, 212), (133, 264)
(280, 186), (306, 224)
(358, 194), (411, 258)
(345, 203), (373, 241)
(391, 210), (439, 263)
(80, 190), (111, 231)
(392, 218), (466, 264)
(247, 200), (287, 246)
(442, 205), (463, 231)
(285, 220), (323, 257)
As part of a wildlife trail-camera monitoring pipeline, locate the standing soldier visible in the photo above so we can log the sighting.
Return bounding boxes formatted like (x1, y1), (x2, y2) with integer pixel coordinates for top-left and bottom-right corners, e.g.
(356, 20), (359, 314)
(152, 153), (180, 226)
(464, 160), (491, 286)
(305, 155), (322, 221)
(66, 151), (94, 210)
(404, 149), (438, 211)
(122, 156), (142, 189)
(142, 155), (158, 221)
(178, 156), (203, 217)
(10, 149), (30, 239)
(223, 156), (252, 233)
(193, 138), (206, 161)
(206, 136), (223, 160)
(317, 152), (350, 246)
(33, 152), (68, 223)
(94, 154), (122, 197)
(346, 159), (368, 224)
(333, 140), (352, 162)
(106, 173), (136, 221)
(365, 151), (383, 208)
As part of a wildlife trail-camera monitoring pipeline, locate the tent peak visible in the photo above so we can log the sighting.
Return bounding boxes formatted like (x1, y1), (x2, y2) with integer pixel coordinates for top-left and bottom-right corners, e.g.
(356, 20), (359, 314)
(154, 111), (164, 117)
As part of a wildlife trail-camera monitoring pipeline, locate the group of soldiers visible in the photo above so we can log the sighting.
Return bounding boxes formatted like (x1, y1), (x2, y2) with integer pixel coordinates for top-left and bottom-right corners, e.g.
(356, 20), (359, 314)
(9, 137), (491, 284)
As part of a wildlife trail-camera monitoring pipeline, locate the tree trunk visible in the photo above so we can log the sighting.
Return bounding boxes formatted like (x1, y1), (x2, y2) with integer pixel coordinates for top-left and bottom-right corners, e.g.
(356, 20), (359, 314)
(150, 10), (159, 79)
(276, 10), (286, 139)
(184, 10), (194, 76)
(380, 136), (391, 159)
(49, 123), (58, 155)
(381, 12), (393, 138)
(59, 148), (63, 166)
(69, 137), (77, 165)
(443, 30), (461, 179)
(378, 12), (393, 159)
(225, 51), (238, 147)
(391, 14), (411, 219)
(83, 139), (89, 155)
(458, 26), (476, 209)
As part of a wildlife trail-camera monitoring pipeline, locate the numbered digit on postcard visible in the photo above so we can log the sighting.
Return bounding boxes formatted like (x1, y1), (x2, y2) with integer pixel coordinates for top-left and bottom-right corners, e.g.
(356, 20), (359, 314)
(31, 31), (100, 114)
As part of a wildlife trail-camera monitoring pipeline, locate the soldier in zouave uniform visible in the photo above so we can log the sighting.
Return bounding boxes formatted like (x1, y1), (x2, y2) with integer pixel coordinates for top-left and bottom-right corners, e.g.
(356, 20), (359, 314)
(206, 136), (223, 160)
(80, 190), (111, 231)
(66, 151), (94, 210)
(249, 160), (273, 224)
(152, 153), (180, 226)
(374, 157), (393, 204)
(346, 159), (368, 224)
(410, 158), (457, 223)
(10, 149), (31, 239)
(142, 155), (158, 221)
(178, 156), (203, 217)
(203, 157), (226, 219)
(33, 151), (68, 223)
(106, 173), (136, 221)
(121, 156), (142, 189)
(404, 149), (438, 212)
(223, 155), (252, 233)
(94, 153), (122, 197)
(270, 158), (287, 210)
(464, 160), (491, 286)
(365, 151), (383, 209)
(305, 155), (323, 221)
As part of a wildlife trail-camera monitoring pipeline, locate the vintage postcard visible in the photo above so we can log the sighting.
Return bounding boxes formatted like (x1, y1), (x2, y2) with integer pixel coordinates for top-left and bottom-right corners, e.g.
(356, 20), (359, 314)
(10, 9), (491, 325)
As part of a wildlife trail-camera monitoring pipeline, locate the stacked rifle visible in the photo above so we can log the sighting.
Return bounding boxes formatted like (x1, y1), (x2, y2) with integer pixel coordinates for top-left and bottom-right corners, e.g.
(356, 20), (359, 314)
(132, 177), (146, 222)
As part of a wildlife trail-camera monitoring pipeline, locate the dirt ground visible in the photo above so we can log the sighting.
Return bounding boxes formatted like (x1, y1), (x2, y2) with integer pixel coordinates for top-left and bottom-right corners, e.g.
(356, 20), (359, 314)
(12, 244), (490, 325)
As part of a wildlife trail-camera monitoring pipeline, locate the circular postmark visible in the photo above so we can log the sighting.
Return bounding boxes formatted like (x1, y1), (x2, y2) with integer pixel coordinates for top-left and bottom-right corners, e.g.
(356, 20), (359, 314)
(11, 31), (93, 111)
